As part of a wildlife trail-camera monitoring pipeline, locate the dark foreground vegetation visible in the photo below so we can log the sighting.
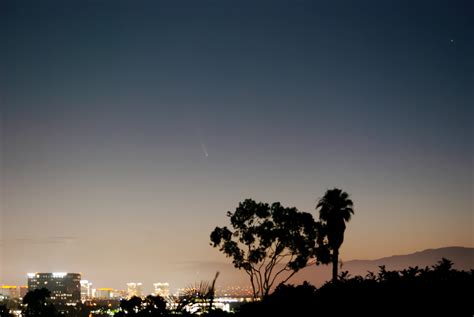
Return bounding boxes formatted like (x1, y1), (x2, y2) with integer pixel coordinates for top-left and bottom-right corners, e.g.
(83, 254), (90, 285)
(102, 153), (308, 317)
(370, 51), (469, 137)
(238, 258), (473, 317)
(1, 191), (472, 316)
(1, 258), (472, 317)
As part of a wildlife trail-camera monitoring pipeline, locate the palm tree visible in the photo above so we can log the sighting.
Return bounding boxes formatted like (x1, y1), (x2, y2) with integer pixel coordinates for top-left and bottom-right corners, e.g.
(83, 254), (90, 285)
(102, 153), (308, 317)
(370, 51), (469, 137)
(316, 188), (354, 283)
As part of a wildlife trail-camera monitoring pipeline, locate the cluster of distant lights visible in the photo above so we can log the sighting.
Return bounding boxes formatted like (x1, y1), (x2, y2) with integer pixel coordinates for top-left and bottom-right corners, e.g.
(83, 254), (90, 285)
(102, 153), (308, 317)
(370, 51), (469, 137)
(21, 273), (251, 298)
(24, 273), (171, 299)
(27, 272), (68, 278)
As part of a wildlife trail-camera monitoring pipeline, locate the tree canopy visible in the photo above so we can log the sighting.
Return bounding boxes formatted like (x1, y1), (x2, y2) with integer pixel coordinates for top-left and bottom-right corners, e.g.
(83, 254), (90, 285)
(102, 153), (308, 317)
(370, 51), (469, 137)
(316, 188), (354, 282)
(22, 288), (58, 317)
(210, 199), (329, 298)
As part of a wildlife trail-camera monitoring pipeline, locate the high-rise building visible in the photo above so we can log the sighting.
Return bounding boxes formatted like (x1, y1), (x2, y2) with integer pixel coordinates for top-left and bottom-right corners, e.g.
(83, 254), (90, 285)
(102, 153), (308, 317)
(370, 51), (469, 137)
(126, 282), (143, 298)
(27, 273), (81, 305)
(80, 280), (93, 300)
(153, 282), (170, 297)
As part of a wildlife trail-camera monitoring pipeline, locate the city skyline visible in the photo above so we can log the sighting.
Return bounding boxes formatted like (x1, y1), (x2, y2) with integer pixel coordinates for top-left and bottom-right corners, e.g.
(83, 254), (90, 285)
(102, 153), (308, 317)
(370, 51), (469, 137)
(1, 0), (472, 293)
(2, 271), (253, 298)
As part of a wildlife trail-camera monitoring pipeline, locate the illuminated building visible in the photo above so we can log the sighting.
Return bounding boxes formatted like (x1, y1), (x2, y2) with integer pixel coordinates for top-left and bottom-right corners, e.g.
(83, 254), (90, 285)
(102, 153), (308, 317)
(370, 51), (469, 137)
(126, 282), (143, 298)
(27, 272), (81, 304)
(153, 282), (170, 297)
(1, 285), (28, 299)
(0, 286), (19, 299)
(95, 288), (114, 299)
(80, 280), (93, 300)
(113, 289), (128, 299)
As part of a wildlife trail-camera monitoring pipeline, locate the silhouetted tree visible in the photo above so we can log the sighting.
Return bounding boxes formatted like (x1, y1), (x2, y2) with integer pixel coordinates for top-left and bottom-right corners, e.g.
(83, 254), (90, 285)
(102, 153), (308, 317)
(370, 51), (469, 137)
(433, 257), (453, 272)
(142, 295), (167, 316)
(210, 199), (328, 298)
(115, 295), (169, 316)
(172, 272), (220, 315)
(120, 296), (142, 315)
(316, 188), (354, 283)
(22, 288), (58, 317)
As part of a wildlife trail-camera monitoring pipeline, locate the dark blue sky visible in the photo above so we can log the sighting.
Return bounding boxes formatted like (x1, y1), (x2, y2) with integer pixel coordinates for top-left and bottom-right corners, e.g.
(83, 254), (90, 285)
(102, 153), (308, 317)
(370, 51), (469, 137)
(1, 0), (472, 291)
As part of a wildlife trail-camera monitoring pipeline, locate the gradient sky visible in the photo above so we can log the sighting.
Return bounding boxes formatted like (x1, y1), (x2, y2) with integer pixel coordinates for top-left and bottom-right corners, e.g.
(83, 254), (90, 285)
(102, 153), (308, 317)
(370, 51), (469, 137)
(1, 0), (472, 293)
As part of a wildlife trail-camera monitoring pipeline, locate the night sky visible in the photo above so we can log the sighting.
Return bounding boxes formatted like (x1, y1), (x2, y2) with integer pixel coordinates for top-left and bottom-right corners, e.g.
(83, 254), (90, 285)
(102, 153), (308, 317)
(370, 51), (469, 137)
(1, 0), (472, 292)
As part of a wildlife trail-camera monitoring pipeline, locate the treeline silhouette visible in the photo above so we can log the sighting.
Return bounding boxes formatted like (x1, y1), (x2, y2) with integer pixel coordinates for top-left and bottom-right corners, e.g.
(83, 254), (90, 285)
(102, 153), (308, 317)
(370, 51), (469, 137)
(236, 258), (473, 317)
(2, 258), (472, 316)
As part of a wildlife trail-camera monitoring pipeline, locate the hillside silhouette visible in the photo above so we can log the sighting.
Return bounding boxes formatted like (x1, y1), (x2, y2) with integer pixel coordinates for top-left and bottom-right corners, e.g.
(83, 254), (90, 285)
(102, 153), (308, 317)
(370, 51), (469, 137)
(293, 246), (474, 285)
(342, 246), (473, 271)
(173, 246), (474, 288)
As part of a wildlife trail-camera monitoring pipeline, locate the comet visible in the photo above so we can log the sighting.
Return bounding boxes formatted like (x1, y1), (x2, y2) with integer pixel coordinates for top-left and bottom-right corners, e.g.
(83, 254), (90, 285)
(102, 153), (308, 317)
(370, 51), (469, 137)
(197, 128), (209, 158)
(200, 141), (209, 157)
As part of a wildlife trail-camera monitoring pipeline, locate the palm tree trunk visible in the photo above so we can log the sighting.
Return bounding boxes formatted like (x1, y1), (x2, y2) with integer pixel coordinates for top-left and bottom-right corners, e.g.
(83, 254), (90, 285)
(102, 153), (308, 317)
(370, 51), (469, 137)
(332, 249), (339, 283)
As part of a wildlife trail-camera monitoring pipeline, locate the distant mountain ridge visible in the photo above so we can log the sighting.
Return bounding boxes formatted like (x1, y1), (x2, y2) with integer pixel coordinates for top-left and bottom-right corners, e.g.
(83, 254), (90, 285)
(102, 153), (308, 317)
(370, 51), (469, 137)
(346, 246), (473, 270)
(189, 246), (474, 289)
(291, 246), (474, 286)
